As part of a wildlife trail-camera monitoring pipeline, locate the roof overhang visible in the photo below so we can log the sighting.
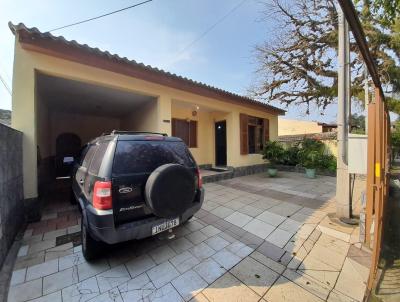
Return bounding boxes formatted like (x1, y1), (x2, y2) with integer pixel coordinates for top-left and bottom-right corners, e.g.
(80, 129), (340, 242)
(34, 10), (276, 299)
(9, 22), (285, 115)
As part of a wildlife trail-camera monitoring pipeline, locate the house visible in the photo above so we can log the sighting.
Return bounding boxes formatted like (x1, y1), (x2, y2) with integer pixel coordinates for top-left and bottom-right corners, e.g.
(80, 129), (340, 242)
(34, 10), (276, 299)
(278, 117), (337, 136)
(9, 23), (284, 210)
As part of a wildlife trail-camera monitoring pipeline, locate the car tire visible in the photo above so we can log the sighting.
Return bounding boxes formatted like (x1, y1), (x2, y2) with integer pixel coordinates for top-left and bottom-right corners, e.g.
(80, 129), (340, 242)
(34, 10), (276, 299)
(81, 216), (101, 261)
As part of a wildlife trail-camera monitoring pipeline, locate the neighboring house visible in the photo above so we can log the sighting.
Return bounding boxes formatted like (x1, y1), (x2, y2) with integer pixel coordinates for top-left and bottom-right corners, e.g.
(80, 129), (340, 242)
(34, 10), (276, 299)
(9, 23), (284, 204)
(278, 118), (337, 136)
(0, 109), (11, 126)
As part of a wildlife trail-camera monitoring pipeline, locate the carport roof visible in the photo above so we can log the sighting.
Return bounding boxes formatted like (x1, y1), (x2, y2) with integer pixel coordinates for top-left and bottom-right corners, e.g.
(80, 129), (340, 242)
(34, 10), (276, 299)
(9, 22), (285, 115)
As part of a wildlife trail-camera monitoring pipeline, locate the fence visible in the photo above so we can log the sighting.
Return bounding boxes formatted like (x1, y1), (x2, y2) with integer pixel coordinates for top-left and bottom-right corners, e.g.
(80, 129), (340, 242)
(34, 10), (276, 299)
(0, 123), (24, 268)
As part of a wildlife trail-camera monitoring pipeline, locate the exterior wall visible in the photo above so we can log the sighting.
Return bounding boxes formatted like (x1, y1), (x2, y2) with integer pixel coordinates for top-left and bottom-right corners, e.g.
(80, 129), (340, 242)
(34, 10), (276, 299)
(121, 99), (159, 133)
(12, 41), (279, 199)
(49, 111), (120, 154)
(0, 124), (24, 267)
(279, 118), (322, 136)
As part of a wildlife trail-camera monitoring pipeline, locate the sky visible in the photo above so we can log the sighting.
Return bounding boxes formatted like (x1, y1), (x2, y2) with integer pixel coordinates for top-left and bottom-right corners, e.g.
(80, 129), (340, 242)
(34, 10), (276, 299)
(0, 0), (345, 122)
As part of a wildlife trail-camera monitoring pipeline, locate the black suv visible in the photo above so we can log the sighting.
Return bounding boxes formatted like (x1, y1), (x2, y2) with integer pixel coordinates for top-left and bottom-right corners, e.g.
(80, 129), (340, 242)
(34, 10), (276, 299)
(71, 131), (204, 260)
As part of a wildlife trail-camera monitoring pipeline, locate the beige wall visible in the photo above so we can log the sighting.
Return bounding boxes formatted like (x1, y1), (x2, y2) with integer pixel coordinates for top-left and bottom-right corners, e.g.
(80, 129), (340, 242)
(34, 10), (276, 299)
(49, 111), (120, 155)
(12, 40), (279, 199)
(120, 100), (159, 133)
(279, 118), (322, 136)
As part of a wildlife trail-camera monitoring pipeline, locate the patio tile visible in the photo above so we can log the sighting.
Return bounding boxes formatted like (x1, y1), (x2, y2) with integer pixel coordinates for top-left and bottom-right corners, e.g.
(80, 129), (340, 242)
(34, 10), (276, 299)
(202, 273), (260, 302)
(212, 248), (241, 270)
(172, 270), (208, 301)
(224, 212), (253, 227)
(77, 258), (110, 281)
(210, 206), (234, 219)
(189, 293), (209, 302)
(168, 237), (194, 254)
(87, 288), (123, 302)
(149, 245), (177, 264)
(118, 273), (154, 301)
(169, 251), (200, 273)
(96, 265), (131, 293)
(278, 218), (303, 233)
(199, 225), (221, 237)
(14, 252), (45, 270)
(287, 246), (308, 269)
(225, 199), (246, 210)
(250, 199), (279, 210)
(186, 230), (208, 245)
(231, 256), (279, 296)
(10, 268), (26, 286)
(327, 289), (359, 302)
(28, 239), (56, 254)
(30, 291), (62, 302)
(62, 276), (100, 302)
(307, 243), (346, 270)
(266, 228), (294, 248)
(268, 203), (302, 217)
(238, 205), (263, 217)
(125, 254), (156, 278)
(43, 267), (78, 295)
(43, 229), (67, 240)
(8, 278), (42, 302)
(26, 258), (58, 281)
(334, 258), (369, 301)
(17, 245), (29, 257)
(297, 224), (317, 240)
(146, 283), (184, 302)
(193, 258), (226, 284)
(257, 241), (285, 262)
(298, 255), (340, 288)
(59, 252), (86, 271)
(147, 261), (180, 288)
(264, 276), (324, 302)
(250, 251), (285, 274)
(283, 269), (331, 300)
(218, 231), (237, 243)
(185, 220), (205, 232)
(256, 211), (286, 227)
(189, 242), (216, 261)
(226, 241), (254, 258)
(204, 235), (230, 251)
(243, 219), (275, 239)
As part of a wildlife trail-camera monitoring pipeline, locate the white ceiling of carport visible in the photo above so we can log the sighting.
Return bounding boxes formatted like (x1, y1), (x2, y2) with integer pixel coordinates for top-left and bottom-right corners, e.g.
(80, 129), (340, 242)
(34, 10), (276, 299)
(36, 73), (157, 118)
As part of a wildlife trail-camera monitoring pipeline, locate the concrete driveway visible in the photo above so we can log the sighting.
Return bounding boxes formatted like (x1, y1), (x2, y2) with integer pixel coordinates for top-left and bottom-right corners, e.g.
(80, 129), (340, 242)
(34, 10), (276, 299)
(8, 172), (370, 302)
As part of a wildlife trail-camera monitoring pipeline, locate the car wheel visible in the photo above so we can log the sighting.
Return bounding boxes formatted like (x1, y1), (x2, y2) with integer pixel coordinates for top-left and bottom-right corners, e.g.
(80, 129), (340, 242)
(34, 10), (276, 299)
(81, 216), (101, 261)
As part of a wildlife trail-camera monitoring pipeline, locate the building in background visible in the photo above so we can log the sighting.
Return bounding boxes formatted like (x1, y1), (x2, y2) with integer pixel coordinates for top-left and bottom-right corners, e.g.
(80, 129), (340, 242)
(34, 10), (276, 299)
(278, 117), (337, 136)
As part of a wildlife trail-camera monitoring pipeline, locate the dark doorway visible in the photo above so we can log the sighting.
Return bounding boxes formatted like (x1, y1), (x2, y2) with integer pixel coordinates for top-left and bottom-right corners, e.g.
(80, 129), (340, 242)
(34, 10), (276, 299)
(55, 133), (81, 177)
(215, 121), (227, 166)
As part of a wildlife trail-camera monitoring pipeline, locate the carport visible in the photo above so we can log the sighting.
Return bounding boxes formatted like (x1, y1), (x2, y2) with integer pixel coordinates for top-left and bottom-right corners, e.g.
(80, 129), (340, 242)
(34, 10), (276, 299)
(35, 72), (158, 191)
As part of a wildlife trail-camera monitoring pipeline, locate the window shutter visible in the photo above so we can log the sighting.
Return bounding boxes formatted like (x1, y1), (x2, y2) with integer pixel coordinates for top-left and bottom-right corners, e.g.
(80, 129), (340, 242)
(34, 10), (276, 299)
(263, 119), (270, 143)
(240, 113), (248, 155)
(189, 120), (197, 148)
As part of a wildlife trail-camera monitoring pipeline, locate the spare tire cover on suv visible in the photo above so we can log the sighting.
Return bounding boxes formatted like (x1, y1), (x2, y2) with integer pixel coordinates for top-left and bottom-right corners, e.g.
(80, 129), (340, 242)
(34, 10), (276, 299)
(145, 163), (196, 218)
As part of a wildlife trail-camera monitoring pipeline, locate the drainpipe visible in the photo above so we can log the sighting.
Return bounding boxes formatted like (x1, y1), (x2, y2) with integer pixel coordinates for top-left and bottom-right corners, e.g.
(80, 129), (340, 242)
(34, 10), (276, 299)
(336, 6), (351, 219)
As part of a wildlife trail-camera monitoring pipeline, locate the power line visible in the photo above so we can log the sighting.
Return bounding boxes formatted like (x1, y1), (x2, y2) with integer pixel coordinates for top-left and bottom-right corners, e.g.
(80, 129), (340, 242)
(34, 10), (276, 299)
(170, 0), (249, 63)
(49, 0), (153, 32)
(0, 73), (11, 95)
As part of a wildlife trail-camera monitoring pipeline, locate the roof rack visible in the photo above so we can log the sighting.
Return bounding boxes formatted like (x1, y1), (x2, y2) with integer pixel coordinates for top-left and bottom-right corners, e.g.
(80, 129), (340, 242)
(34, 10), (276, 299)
(108, 130), (168, 136)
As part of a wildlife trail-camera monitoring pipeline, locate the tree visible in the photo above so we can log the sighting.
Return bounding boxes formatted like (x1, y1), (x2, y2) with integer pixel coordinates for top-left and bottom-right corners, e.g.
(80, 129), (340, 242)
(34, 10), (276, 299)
(254, 0), (400, 114)
(350, 113), (366, 133)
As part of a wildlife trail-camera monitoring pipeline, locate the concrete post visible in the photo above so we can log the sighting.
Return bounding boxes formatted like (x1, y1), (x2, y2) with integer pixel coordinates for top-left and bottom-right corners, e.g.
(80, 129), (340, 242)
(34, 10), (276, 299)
(336, 7), (351, 218)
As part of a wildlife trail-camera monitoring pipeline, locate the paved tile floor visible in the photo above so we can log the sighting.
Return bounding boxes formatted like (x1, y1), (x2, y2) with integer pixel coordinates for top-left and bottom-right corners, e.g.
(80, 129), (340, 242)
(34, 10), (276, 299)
(8, 172), (371, 302)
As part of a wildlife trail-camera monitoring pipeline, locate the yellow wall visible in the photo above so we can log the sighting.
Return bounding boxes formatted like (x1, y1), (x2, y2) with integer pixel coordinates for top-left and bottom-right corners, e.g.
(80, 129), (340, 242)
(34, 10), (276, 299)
(120, 100), (159, 133)
(12, 40), (279, 199)
(278, 118), (322, 136)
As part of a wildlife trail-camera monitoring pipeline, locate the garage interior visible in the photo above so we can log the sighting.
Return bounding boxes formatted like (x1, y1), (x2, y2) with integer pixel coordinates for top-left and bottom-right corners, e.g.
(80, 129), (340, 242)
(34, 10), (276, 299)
(35, 72), (159, 197)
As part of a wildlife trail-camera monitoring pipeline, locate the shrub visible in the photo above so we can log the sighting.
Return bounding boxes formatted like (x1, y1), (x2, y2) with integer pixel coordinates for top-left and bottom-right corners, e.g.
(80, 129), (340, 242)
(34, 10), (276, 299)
(262, 141), (285, 168)
(282, 144), (301, 166)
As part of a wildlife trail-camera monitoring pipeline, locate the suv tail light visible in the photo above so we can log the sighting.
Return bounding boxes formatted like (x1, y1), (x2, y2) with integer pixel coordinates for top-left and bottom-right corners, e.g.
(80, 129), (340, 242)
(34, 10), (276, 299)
(196, 168), (203, 189)
(93, 181), (112, 210)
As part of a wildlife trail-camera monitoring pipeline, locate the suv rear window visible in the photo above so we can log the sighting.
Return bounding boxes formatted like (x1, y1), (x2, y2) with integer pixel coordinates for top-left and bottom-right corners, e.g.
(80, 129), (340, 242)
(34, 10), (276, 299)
(112, 140), (195, 175)
(89, 142), (109, 174)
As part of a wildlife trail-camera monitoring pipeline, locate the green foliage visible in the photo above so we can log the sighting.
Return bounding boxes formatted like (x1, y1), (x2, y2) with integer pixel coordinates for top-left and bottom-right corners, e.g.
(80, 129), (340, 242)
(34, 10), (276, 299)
(255, 0), (400, 114)
(392, 121), (400, 157)
(282, 144), (301, 166)
(297, 138), (337, 170)
(262, 141), (285, 168)
(351, 114), (366, 134)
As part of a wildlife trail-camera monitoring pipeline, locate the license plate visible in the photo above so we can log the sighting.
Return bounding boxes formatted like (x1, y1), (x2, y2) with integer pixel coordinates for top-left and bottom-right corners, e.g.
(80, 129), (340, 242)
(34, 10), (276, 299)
(152, 218), (179, 235)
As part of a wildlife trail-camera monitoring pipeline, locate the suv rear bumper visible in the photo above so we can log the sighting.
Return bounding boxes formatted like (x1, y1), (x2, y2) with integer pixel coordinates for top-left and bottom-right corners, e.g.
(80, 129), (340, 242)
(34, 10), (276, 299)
(85, 188), (204, 244)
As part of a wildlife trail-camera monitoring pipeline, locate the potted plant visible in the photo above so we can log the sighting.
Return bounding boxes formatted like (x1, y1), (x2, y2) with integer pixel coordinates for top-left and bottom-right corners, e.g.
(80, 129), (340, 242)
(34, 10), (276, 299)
(298, 138), (325, 178)
(262, 141), (285, 177)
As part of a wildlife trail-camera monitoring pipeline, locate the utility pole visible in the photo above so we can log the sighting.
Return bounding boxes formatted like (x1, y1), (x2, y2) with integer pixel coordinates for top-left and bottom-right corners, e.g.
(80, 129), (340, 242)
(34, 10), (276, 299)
(336, 6), (351, 219)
